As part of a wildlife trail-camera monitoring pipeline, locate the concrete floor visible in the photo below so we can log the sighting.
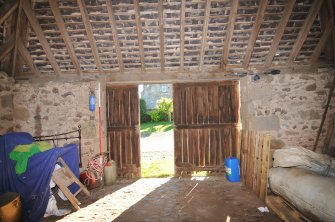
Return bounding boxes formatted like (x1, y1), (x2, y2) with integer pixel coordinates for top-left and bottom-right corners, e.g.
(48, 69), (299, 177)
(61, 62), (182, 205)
(47, 176), (280, 222)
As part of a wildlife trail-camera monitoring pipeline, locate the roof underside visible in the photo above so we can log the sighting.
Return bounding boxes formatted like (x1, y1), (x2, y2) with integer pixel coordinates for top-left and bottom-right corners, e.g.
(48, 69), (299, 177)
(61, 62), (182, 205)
(0, 0), (334, 78)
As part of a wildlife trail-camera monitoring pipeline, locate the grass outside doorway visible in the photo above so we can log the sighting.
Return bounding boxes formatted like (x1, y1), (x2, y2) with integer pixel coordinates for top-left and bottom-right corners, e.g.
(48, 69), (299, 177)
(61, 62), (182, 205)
(140, 121), (173, 134)
(141, 158), (174, 178)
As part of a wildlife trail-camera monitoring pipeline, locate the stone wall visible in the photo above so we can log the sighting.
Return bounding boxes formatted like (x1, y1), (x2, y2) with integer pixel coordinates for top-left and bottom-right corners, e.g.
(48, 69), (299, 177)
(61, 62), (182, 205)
(141, 84), (172, 109)
(240, 67), (335, 152)
(12, 79), (107, 168)
(0, 72), (14, 134)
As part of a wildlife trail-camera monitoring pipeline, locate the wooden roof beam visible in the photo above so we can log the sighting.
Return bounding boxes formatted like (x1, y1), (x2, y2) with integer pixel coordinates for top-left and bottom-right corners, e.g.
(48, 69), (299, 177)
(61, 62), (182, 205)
(199, 0), (211, 70)
(158, 0), (165, 71)
(106, 0), (124, 72)
(311, 19), (333, 63)
(265, 0), (296, 67)
(0, 35), (15, 61)
(287, 0), (325, 65)
(77, 0), (102, 72)
(221, 0), (239, 69)
(180, 0), (186, 70)
(242, 0), (268, 69)
(49, 0), (81, 76)
(0, 0), (19, 25)
(22, 0), (61, 75)
(18, 39), (41, 76)
(134, 0), (145, 71)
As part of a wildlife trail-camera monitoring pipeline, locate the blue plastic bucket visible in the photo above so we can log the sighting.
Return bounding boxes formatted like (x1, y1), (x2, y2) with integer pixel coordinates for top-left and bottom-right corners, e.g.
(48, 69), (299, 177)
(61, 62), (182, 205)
(225, 157), (240, 182)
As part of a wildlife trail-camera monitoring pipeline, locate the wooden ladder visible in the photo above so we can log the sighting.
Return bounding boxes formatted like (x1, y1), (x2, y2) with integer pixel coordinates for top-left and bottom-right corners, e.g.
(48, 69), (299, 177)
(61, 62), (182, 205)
(52, 157), (90, 210)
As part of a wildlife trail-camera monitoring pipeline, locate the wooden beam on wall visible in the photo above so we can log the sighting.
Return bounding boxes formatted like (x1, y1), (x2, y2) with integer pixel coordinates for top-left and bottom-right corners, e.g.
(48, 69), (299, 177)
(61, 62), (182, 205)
(199, 0), (211, 70)
(18, 39), (41, 76)
(265, 0), (296, 67)
(22, 0), (61, 75)
(106, 0), (124, 72)
(287, 0), (325, 64)
(221, 0), (239, 69)
(158, 0), (165, 71)
(311, 20), (334, 63)
(0, 36), (15, 61)
(77, 0), (102, 72)
(242, 0), (268, 69)
(0, 0), (19, 25)
(180, 0), (186, 70)
(133, 0), (145, 71)
(49, 0), (81, 75)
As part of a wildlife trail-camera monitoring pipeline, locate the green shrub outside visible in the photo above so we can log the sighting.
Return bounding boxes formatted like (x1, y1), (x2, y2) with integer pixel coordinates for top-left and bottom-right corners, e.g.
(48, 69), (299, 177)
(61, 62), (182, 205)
(140, 98), (151, 123)
(149, 98), (173, 122)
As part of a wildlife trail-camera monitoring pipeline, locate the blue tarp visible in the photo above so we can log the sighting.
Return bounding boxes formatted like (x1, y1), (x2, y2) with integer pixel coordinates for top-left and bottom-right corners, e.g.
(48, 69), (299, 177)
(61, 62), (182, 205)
(0, 132), (80, 222)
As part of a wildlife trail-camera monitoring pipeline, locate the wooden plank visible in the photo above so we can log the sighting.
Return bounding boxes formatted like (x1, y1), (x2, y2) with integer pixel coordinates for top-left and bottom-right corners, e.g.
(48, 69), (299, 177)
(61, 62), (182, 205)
(134, 0), (145, 72)
(266, 194), (307, 222)
(0, 36), (15, 61)
(158, 0), (165, 71)
(242, 0), (268, 69)
(221, 0), (239, 69)
(311, 20), (333, 63)
(77, 0), (102, 72)
(259, 135), (270, 200)
(0, 0), (19, 25)
(106, 0), (124, 72)
(49, 0), (81, 75)
(265, 0), (296, 67)
(17, 39), (41, 76)
(199, 0), (211, 70)
(22, 0), (61, 75)
(180, 0), (186, 70)
(287, 0), (325, 64)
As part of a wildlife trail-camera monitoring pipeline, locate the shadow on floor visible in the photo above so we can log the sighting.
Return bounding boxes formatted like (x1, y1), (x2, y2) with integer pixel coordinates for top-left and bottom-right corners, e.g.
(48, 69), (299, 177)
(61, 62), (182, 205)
(56, 176), (280, 222)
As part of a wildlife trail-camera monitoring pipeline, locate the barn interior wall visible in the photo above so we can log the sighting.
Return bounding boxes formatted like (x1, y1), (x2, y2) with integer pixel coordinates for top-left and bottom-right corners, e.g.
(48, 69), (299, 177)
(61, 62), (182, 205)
(7, 79), (107, 168)
(240, 67), (335, 152)
(0, 72), (14, 134)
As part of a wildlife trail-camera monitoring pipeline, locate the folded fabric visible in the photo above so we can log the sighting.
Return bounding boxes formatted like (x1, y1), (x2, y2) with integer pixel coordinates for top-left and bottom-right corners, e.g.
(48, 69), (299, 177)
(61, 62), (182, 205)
(9, 142), (52, 174)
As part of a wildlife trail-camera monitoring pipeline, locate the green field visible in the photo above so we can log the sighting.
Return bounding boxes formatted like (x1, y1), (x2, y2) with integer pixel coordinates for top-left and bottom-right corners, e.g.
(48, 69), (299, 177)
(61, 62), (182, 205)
(140, 121), (173, 134)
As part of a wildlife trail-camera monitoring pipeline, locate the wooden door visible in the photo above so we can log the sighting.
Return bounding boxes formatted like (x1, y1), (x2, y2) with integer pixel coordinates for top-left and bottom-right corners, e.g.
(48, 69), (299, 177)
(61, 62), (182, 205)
(106, 85), (140, 177)
(173, 81), (240, 175)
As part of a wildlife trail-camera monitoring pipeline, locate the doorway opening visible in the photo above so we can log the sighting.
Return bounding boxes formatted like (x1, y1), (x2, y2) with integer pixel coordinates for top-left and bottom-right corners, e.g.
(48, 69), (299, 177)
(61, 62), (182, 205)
(139, 84), (174, 178)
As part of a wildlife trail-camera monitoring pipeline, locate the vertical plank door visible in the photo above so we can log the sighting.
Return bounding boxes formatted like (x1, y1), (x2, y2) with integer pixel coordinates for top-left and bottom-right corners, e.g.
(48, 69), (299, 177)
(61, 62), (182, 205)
(173, 81), (240, 175)
(106, 85), (140, 177)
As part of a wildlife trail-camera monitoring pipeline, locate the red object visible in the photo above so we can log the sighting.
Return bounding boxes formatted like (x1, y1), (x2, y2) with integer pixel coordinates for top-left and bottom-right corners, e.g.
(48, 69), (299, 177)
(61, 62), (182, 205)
(79, 170), (99, 190)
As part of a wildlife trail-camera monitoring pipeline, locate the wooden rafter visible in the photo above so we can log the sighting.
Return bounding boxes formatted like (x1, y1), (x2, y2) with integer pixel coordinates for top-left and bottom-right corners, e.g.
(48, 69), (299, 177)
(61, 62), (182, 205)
(49, 0), (81, 76)
(199, 0), (211, 70)
(18, 39), (40, 76)
(180, 0), (186, 70)
(265, 0), (296, 67)
(242, 0), (268, 69)
(158, 0), (165, 71)
(134, 0), (145, 71)
(77, 0), (102, 72)
(106, 0), (124, 72)
(287, 0), (325, 64)
(221, 0), (239, 69)
(22, 0), (61, 75)
(0, 0), (19, 25)
(0, 36), (15, 61)
(11, 0), (23, 76)
(311, 20), (333, 63)
(328, 0), (335, 64)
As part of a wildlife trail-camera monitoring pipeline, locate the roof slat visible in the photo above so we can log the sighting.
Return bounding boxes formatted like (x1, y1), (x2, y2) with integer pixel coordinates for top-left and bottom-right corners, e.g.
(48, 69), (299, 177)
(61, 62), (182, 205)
(287, 0), (325, 64)
(199, 0), (211, 70)
(22, 0), (62, 75)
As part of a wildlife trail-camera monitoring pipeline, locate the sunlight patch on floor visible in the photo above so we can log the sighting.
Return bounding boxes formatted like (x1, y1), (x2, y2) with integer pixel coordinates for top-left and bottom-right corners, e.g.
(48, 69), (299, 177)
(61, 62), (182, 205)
(59, 178), (172, 221)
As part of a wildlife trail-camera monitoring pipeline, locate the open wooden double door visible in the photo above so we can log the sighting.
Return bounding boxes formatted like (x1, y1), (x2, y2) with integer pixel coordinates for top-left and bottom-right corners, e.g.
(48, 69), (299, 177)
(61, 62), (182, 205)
(106, 81), (240, 177)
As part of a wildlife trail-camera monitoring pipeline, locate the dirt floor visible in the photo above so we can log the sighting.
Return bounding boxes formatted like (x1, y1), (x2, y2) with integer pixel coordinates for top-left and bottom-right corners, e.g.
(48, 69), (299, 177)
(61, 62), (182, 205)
(45, 176), (280, 222)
